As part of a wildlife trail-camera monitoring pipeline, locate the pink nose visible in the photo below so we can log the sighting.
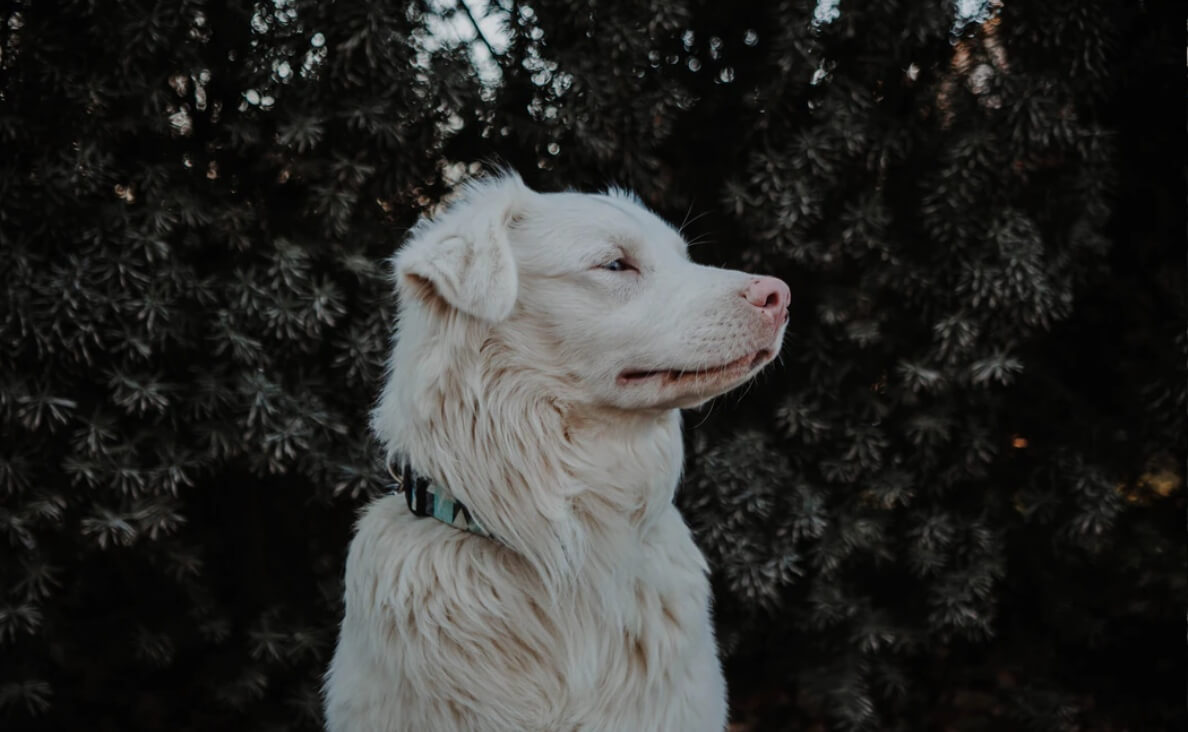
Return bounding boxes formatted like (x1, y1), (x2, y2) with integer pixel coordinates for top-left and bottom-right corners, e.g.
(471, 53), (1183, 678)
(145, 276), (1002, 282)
(744, 276), (791, 321)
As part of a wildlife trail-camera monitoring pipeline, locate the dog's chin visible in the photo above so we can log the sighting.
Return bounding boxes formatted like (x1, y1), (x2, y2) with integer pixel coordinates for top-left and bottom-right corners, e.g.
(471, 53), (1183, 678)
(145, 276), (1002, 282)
(615, 348), (776, 410)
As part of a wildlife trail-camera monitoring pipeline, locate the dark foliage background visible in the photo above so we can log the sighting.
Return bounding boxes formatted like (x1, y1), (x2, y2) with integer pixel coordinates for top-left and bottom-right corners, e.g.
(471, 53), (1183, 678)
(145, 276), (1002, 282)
(0, 1), (1182, 730)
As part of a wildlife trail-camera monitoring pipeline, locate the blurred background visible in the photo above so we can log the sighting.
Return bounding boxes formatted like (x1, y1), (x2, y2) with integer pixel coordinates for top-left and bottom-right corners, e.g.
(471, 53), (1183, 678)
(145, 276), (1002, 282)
(0, 1), (1183, 730)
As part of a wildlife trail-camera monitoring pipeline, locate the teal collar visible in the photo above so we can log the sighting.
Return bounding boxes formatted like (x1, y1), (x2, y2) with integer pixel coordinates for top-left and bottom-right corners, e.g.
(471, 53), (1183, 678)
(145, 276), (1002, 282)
(388, 458), (499, 542)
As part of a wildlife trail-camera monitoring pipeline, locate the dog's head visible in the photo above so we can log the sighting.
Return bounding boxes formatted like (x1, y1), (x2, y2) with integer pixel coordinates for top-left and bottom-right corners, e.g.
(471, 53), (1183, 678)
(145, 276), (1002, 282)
(392, 172), (789, 413)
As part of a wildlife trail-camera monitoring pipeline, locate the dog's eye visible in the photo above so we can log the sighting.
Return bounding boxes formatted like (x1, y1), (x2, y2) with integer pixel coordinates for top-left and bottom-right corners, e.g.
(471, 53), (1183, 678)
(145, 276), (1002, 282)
(600, 258), (634, 272)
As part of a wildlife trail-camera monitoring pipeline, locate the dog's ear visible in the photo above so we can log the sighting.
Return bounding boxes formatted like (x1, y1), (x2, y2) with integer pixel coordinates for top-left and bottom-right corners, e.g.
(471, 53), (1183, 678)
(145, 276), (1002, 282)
(394, 173), (529, 323)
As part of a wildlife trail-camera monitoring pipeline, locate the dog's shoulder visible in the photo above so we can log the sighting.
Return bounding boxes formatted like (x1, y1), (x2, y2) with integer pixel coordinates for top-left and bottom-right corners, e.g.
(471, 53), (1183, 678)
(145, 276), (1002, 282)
(347, 494), (418, 565)
(343, 495), (522, 613)
(342, 495), (439, 611)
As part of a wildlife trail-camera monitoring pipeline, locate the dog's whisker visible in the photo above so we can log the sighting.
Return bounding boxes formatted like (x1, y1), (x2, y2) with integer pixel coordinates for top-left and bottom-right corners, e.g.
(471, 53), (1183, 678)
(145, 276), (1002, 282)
(679, 201), (696, 233)
(679, 210), (712, 236)
(693, 400), (716, 429)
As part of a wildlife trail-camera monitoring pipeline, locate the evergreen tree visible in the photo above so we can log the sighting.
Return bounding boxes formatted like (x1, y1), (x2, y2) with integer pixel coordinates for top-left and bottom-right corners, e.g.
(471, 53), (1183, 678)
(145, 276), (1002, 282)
(0, 1), (1181, 730)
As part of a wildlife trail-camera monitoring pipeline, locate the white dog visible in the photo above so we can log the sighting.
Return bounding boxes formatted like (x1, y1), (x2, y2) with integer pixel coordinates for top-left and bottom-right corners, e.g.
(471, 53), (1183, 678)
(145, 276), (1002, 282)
(324, 171), (790, 732)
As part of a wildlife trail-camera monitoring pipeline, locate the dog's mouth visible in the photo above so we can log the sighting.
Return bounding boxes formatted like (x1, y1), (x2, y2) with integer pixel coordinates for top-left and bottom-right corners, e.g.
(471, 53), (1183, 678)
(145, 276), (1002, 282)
(618, 349), (773, 386)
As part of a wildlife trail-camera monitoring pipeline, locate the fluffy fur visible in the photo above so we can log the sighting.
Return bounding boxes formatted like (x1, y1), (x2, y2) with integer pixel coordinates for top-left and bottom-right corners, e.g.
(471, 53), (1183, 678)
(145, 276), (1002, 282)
(324, 172), (790, 731)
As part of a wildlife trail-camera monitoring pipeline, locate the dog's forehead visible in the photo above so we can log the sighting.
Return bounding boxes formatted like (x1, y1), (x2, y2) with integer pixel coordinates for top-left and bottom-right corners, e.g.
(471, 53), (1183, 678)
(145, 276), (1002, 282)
(529, 191), (685, 254)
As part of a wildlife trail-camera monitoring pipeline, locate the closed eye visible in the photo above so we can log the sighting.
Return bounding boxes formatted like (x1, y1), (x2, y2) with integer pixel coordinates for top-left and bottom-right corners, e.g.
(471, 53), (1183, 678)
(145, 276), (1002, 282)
(599, 258), (637, 272)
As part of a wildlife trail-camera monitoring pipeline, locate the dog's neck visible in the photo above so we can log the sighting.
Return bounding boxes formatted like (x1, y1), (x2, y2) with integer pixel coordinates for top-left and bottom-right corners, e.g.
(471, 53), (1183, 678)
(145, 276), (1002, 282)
(373, 313), (684, 591)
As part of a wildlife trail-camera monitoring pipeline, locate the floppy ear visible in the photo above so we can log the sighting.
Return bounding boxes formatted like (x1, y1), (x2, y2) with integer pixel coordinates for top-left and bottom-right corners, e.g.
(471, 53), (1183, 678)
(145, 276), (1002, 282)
(394, 174), (528, 322)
